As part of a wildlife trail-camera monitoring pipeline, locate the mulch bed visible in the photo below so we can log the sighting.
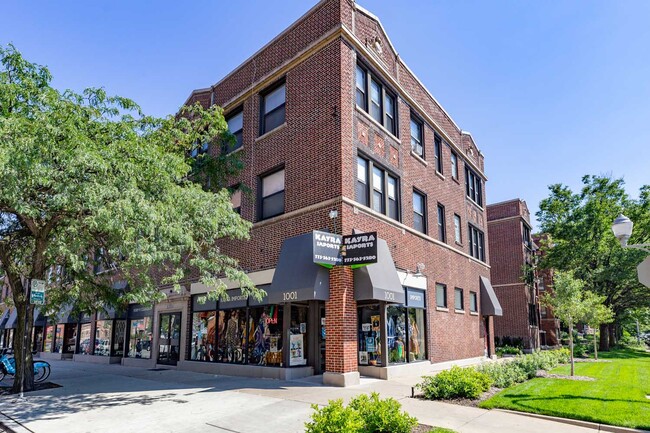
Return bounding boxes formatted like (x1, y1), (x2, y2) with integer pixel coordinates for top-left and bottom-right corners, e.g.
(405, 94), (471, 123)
(535, 370), (595, 381)
(412, 424), (435, 433)
(0, 382), (61, 395)
(414, 386), (501, 408)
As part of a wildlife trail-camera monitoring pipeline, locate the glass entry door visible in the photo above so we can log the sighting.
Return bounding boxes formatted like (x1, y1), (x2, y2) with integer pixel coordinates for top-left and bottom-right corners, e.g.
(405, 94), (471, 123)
(158, 312), (181, 365)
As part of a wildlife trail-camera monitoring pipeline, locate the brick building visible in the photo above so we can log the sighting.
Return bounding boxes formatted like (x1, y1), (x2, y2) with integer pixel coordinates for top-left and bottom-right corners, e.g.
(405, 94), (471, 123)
(486, 199), (541, 352)
(34, 0), (503, 386)
(534, 234), (561, 347)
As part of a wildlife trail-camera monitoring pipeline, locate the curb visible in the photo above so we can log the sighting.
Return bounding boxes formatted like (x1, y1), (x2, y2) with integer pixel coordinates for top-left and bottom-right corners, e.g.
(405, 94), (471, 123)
(0, 412), (32, 433)
(494, 409), (650, 433)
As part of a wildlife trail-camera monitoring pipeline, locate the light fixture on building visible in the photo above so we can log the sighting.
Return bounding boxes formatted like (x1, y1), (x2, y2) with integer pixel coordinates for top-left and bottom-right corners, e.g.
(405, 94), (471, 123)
(328, 209), (338, 219)
(414, 263), (425, 277)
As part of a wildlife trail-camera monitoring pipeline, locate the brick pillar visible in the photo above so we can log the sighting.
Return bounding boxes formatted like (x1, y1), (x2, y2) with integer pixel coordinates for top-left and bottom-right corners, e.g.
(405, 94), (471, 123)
(323, 265), (360, 386)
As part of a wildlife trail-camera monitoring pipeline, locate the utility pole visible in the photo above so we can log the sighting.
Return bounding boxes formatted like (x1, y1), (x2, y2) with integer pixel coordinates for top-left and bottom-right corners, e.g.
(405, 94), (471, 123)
(20, 277), (31, 399)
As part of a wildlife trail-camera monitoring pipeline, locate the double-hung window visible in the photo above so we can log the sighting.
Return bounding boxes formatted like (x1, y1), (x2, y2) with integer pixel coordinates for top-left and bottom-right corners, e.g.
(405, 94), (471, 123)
(259, 168), (285, 220)
(437, 204), (446, 242)
(469, 291), (478, 313)
(453, 214), (462, 243)
(356, 155), (399, 221)
(355, 64), (397, 135)
(450, 152), (458, 180)
(413, 189), (426, 233)
(468, 224), (485, 262)
(434, 134), (443, 173)
(261, 82), (286, 134)
(410, 116), (423, 157)
(523, 224), (532, 249)
(465, 165), (483, 206)
(224, 110), (243, 154)
(436, 284), (447, 308)
(230, 188), (242, 215)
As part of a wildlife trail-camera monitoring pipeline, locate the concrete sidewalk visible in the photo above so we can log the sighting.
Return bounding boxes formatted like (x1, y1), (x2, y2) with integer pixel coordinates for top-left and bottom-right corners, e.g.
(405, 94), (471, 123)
(0, 360), (600, 433)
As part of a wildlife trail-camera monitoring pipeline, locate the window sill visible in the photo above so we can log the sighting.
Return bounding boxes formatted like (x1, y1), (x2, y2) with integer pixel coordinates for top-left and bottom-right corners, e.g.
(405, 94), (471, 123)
(435, 307), (449, 312)
(256, 122), (287, 142)
(410, 150), (428, 167)
(452, 176), (460, 185)
(466, 197), (484, 211)
(223, 146), (244, 156)
(470, 311), (479, 316)
(435, 171), (445, 181)
(355, 106), (401, 144)
(455, 241), (463, 247)
(454, 309), (465, 314)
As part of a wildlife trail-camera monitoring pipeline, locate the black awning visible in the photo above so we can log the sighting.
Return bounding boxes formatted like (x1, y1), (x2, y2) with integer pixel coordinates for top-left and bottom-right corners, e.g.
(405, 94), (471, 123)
(127, 303), (153, 319)
(268, 233), (330, 303)
(0, 309), (9, 330)
(480, 276), (503, 316)
(5, 308), (17, 329)
(33, 308), (47, 327)
(354, 239), (405, 304)
(97, 306), (127, 320)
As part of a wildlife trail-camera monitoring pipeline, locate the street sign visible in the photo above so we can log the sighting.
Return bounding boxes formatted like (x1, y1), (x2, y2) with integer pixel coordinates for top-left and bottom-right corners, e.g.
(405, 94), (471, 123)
(638, 257), (650, 288)
(30, 279), (46, 305)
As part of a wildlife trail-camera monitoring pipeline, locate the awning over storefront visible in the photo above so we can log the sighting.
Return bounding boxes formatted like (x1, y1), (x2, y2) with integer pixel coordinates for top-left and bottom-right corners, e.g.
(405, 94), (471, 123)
(56, 306), (78, 324)
(5, 308), (17, 329)
(480, 276), (503, 316)
(33, 308), (47, 327)
(268, 233), (330, 303)
(127, 303), (153, 319)
(354, 239), (405, 304)
(0, 309), (10, 329)
(97, 306), (127, 320)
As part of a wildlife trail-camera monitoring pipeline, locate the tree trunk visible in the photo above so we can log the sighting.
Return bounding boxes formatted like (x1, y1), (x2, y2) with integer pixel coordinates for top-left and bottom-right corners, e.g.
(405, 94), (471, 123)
(11, 299), (35, 394)
(599, 323), (609, 352)
(569, 321), (575, 377)
(609, 324), (617, 347)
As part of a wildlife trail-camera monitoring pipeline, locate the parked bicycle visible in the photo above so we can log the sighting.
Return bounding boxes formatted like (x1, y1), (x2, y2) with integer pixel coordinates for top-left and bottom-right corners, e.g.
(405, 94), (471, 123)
(0, 349), (51, 383)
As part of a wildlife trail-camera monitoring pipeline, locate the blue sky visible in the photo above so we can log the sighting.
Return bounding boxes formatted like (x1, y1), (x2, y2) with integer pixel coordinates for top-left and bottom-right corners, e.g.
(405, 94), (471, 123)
(3, 1), (649, 229)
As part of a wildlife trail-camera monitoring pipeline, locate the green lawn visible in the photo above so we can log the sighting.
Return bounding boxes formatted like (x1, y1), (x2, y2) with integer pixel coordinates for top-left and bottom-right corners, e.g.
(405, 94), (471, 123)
(479, 348), (650, 429)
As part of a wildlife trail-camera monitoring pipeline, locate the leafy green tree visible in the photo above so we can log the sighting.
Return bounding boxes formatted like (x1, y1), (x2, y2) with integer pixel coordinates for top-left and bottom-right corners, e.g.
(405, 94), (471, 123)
(582, 291), (614, 360)
(537, 175), (650, 351)
(540, 271), (588, 376)
(0, 45), (260, 392)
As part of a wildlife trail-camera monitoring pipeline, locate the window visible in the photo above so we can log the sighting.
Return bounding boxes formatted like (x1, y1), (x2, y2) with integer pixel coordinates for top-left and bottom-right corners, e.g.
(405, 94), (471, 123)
(356, 156), (369, 206)
(355, 64), (397, 135)
(231, 189), (242, 215)
(436, 283), (447, 308)
(224, 110), (243, 153)
(455, 288), (464, 311)
(523, 224), (532, 249)
(437, 204), (446, 242)
(451, 152), (458, 179)
(356, 155), (399, 221)
(259, 168), (285, 220)
(434, 134), (443, 173)
(469, 291), (478, 313)
(261, 82), (286, 134)
(190, 141), (209, 159)
(465, 165), (483, 206)
(453, 214), (462, 243)
(190, 311), (216, 361)
(128, 317), (153, 359)
(413, 190), (426, 233)
(410, 117), (423, 157)
(94, 320), (112, 357)
(468, 224), (486, 262)
(355, 65), (367, 110)
(541, 307), (547, 318)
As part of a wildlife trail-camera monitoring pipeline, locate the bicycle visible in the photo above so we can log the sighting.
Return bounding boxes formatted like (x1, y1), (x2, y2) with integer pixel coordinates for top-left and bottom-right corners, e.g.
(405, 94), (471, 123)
(0, 349), (51, 383)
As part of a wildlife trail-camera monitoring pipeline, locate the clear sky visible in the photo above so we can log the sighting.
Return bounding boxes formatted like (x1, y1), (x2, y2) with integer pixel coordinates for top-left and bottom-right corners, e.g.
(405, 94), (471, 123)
(2, 1), (649, 229)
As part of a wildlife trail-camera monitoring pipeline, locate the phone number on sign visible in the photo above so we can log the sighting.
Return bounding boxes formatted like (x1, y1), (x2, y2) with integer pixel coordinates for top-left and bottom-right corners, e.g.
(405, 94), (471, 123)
(344, 255), (377, 263)
(315, 254), (342, 262)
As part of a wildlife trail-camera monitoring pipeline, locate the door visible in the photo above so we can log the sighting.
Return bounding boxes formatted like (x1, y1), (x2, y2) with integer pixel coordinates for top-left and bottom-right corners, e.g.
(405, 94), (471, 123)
(158, 313), (181, 365)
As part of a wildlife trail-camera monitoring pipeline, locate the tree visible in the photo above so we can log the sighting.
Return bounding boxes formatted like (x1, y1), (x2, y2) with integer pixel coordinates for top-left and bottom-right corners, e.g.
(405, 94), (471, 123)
(540, 271), (588, 376)
(0, 45), (261, 392)
(537, 175), (650, 351)
(582, 291), (614, 360)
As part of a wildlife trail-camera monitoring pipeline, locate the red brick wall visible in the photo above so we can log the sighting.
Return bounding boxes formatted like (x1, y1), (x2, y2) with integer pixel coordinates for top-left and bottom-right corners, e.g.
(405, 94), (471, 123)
(325, 266), (357, 373)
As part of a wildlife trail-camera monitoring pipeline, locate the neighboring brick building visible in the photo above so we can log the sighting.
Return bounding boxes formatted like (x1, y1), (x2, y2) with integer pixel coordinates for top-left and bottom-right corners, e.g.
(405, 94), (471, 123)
(36, 0), (503, 385)
(534, 234), (561, 347)
(486, 199), (541, 352)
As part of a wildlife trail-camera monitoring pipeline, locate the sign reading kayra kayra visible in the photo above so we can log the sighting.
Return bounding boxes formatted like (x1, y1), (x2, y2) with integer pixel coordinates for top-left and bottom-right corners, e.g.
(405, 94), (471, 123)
(312, 230), (377, 268)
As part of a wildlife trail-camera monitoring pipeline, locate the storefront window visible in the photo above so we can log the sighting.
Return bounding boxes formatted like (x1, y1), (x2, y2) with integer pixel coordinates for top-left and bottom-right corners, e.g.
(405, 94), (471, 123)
(32, 327), (44, 352)
(289, 306), (308, 366)
(387, 305), (407, 364)
(217, 308), (247, 364)
(79, 323), (92, 355)
(127, 317), (153, 359)
(113, 320), (126, 357)
(408, 308), (426, 361)
(44, 325), (54, 353)
(94, 320), (112, 356)
(190, 311), (216, 361)
(358, 305), (382, 366)
(54, 324), (65, 353)
(247, 306), (283, 366)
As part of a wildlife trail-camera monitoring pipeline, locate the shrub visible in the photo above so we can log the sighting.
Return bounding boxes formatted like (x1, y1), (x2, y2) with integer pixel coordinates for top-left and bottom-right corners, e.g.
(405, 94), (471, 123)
(476, 349), (570, 388)
(496, 345), (523, 357)
(476, 361), (527, 388)
(418, 366), (492, 400)
(305, 392), (416, 433)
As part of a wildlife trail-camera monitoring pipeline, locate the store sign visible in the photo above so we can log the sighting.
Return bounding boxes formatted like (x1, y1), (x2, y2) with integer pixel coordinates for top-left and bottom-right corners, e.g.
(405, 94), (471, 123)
(341, 232), (377, 266)
(313, 231), (343, 267)
(406, 288), (426, 309)
(30, 279), (46, 305)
